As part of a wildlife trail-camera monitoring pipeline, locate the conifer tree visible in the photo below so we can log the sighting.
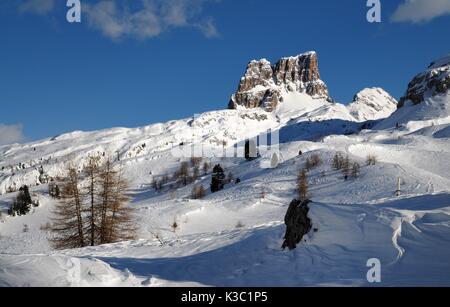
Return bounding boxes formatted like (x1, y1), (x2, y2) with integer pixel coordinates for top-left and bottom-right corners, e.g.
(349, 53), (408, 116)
(211, 164), (225, 193)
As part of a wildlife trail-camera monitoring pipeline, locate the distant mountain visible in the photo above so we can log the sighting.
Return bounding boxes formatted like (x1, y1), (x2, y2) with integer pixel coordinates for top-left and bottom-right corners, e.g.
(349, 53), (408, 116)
(227, 51), (398, 125)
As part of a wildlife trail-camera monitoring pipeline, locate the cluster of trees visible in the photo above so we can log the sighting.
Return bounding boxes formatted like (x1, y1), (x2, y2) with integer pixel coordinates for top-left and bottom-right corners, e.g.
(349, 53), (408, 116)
(8, 185), (33, 216)
(153, 158), (211, 193)
(51, 156), (136, 250)
(152, 158), (238, 200)
(332, 153), (361, 180)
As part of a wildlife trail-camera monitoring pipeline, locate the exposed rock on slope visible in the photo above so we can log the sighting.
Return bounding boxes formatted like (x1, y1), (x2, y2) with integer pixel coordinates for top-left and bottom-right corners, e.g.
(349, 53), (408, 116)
(347, 88), (398, 121)
(398, 54), (450, 108)
(229, 52), (330, 111)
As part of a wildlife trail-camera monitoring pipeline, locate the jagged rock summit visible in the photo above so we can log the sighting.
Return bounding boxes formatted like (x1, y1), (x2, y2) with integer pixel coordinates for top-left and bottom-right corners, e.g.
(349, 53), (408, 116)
(398, 54), (450, 108)
(228, 51), (330, 111)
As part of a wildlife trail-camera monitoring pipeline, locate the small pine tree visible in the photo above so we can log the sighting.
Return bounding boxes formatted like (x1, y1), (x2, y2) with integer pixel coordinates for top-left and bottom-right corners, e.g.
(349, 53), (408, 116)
(332, 153), (342, 170)
(297, 170), (309, 201)
(211, 164), (225, 193)
(342, 156), (350, 180)
(351, 162), (361, 179)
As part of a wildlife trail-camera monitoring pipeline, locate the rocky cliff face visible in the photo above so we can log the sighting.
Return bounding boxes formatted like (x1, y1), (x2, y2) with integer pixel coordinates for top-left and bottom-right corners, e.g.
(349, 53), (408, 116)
(229, 51), (330, 111)
(398, 54), (450, 108)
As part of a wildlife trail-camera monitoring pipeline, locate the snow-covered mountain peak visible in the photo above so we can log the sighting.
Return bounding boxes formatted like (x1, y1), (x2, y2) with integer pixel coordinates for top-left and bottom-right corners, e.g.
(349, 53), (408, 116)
(347, 88), (398, 121)
(228, 51), (330, 111)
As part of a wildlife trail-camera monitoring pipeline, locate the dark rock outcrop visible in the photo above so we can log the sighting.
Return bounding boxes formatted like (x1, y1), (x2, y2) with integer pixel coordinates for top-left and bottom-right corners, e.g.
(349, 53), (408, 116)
(398, 55), (450, 108)
(229, 52), (330, 111)
(282, 199), (313, 251)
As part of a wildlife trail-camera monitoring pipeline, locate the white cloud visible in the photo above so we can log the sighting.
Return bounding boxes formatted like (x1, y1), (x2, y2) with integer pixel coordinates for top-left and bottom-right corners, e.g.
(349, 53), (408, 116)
(392, 0), (450, 23)
(19, 0), (55, 15)
(84, 0), (220, 40)
(0, 124), (26, 146)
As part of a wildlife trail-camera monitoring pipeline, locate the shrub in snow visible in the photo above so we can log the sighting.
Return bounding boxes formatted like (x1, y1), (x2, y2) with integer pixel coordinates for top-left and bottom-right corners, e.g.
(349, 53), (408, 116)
(305, 154), (322, 170)
(191, 185), (206, 200)
(282, 199), (313, 251)
(366, 155), (378, 166)
(236, 221), (245, 229)
(171, 220), (179, 233)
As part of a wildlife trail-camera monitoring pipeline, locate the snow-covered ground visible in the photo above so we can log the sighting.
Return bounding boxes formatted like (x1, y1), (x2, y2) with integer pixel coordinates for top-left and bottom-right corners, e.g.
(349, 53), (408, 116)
(1, 91), (450, 287)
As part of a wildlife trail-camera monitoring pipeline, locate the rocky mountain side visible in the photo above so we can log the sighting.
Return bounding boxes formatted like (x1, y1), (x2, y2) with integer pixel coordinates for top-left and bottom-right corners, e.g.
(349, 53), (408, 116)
(228, 51), (330, 111)
(398, 54), (450, 108)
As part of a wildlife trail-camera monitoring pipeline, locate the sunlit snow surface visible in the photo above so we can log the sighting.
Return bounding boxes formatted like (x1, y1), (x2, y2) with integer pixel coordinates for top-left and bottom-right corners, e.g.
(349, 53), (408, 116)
(1, 93), (450, 287)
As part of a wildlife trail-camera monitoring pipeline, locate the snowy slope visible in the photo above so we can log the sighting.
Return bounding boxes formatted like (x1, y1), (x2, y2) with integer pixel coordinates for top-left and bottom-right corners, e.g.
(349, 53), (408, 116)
(1, 54), (450, 287)
(1, 128), (449, 286)
(348, 88), (398, 122)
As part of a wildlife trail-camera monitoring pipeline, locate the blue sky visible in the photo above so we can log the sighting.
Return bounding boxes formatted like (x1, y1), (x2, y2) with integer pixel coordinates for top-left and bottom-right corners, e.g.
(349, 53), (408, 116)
(1, 0), (450, 143)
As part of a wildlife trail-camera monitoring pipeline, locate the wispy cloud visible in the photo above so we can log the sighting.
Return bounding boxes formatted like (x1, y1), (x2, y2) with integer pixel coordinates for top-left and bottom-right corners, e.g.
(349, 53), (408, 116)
(83, 0), (220, 40)
(392, 0), (450, 23)
(19, 0), (55, 15)
(0, 124), (26, 146)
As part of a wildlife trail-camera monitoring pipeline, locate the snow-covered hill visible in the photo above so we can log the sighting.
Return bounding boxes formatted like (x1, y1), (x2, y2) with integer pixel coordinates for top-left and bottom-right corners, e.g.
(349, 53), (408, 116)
(0, 52), (449, 287)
